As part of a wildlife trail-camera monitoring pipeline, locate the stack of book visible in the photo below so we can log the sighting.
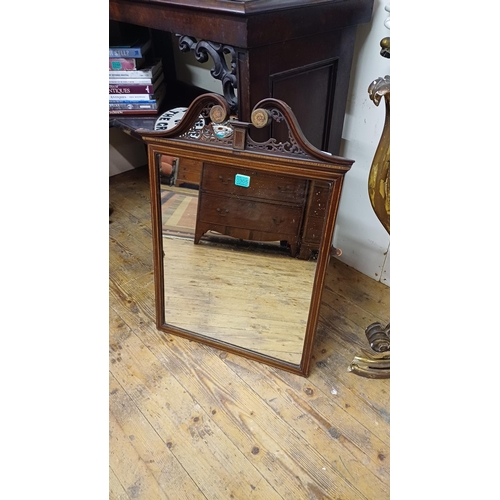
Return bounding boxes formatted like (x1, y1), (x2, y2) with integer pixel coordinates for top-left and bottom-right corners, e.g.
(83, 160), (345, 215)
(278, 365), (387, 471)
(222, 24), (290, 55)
(109, 37), (166, 116)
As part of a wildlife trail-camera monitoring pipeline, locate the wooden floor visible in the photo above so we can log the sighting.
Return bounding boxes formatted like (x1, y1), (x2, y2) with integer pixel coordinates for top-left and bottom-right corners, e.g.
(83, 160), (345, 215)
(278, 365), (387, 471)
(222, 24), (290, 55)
(109, 165), (390, 500)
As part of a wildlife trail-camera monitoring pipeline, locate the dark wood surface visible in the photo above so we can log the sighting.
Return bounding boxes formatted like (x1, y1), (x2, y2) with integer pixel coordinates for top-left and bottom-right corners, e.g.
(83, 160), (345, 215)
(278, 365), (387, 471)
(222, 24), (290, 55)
(109, 0), (373, 46)
(109, 0), (374, 154)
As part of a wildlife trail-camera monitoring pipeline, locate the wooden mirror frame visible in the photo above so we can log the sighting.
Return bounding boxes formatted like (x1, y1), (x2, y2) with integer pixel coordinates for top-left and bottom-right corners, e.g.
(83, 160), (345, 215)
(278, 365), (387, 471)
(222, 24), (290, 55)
(137, 93), (354, 377)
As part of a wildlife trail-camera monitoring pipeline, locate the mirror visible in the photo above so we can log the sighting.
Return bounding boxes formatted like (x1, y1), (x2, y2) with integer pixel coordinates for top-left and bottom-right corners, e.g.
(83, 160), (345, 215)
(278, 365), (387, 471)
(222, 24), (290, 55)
(138, 94), (353, 376)
(159, 156), (325, 366)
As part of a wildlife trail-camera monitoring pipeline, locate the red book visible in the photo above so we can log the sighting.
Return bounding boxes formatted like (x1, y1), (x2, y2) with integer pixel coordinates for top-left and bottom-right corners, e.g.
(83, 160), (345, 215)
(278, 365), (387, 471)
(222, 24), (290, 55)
(109, 109), (159, 116)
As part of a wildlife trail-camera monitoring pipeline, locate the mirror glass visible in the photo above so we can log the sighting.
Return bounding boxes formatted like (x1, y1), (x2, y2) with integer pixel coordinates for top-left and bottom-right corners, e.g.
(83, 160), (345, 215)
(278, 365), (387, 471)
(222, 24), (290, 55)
(157, 153), (329, 365)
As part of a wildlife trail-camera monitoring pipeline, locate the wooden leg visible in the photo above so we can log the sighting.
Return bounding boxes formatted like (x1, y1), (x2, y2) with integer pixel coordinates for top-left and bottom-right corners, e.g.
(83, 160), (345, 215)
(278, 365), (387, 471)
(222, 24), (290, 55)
(194, 223), (207, 244)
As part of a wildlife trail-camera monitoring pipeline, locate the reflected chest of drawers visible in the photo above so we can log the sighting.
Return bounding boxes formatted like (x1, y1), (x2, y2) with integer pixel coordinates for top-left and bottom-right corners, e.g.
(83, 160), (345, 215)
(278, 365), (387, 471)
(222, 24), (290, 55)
(194, 163), (307, 257)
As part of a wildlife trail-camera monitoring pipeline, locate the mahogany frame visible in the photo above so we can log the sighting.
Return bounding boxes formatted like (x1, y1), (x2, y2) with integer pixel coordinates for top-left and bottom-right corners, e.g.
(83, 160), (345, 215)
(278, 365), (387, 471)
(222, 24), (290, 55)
(138, 93), (353, 376)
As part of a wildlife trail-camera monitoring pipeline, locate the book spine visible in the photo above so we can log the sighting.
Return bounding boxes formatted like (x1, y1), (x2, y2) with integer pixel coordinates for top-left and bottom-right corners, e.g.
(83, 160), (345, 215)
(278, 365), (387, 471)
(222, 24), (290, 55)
(108, 39), (151, 58)
(107, 78), (154, 85)
(109, 47), (142, 58)
(109, 93), (156, 102)
(109, 101), (160, 110)
(109, 109), (159, 116)
(109, 69), (156, 79)
(109, 84), (156, 95)
(109, 58), (143, 71)
(109, 61), (161, 79)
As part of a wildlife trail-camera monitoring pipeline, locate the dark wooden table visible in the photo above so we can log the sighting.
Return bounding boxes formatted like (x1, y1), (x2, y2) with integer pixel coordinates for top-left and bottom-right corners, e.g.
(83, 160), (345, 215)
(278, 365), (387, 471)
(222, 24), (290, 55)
(109, 0), (374, 154)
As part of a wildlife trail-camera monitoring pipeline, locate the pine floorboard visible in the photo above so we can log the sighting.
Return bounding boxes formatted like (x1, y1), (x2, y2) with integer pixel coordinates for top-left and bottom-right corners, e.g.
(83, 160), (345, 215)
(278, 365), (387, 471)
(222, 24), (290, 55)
(109, 165), (390, 500)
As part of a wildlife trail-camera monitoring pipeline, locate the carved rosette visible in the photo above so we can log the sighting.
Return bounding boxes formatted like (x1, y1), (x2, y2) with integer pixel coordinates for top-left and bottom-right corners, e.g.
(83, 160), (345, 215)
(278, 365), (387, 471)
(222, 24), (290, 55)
(250, 108), (271, 129)
(247, 109), (310, 158)
(177, 35), (238, 113)
(209, 104), (228, 124)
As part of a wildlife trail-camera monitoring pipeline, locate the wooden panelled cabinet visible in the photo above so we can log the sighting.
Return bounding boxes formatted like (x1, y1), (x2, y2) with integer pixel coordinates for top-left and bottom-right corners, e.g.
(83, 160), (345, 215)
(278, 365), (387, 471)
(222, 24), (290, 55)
(109, 0), (374, 154)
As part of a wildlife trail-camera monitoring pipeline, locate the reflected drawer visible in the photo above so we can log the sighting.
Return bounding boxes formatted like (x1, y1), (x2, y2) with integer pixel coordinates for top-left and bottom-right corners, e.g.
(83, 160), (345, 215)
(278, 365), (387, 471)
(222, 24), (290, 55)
(177, 158), (202, 184)
(198, 193), (303, 234)
(202, 163), (306, 203)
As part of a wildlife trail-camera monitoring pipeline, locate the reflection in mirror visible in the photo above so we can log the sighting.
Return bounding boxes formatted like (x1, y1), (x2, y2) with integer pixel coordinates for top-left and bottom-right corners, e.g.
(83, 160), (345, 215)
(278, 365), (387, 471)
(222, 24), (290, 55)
(158, 153), (328, 365)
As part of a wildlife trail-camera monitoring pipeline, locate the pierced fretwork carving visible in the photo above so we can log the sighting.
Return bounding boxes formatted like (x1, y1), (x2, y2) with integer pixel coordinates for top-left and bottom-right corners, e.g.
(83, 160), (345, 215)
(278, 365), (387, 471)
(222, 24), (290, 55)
(175, 103), (234, 145)
(177, 35), (238, 113)
(137, 94), (352, 171)
(246, 109), (311, 158)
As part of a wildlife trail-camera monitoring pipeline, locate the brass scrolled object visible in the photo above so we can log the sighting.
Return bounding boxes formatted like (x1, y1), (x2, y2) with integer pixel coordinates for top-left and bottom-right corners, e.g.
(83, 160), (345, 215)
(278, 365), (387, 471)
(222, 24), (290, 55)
(350, 38), (390, 379)
(380, 36), (390, 59)
(367, 75), (390, 234)
(365, 322), (390, 353)
(348, 353), (390, 379)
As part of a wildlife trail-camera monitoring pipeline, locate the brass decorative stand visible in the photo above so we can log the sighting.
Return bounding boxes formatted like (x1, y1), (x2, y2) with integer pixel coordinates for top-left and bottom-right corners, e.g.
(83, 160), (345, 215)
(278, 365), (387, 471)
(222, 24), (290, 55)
(350, 36), (390, 379)
(349, 322), (390, 378)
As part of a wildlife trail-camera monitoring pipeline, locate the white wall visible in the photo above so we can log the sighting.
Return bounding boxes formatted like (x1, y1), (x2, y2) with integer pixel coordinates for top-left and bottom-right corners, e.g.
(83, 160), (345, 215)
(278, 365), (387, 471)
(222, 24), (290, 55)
(173, 39), (225, 94)
(335, 0), (390, 285)
(109, 128), (148, 176)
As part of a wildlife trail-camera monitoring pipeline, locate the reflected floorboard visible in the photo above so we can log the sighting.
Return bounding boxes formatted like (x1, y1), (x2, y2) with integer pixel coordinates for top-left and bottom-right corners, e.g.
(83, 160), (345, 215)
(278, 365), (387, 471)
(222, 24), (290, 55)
(163, 236), (316, 364)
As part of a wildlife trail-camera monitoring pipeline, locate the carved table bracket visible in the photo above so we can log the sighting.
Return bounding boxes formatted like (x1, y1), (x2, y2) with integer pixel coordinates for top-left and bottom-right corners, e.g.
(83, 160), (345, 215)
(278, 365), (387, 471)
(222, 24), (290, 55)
(177, 35), (238, 113)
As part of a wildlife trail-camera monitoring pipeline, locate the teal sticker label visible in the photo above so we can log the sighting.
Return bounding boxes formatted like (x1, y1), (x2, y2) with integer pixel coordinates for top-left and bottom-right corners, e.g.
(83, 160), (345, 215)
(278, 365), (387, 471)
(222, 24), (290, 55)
(111, 61), (122, 70)
(235, 174), (250, 188)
